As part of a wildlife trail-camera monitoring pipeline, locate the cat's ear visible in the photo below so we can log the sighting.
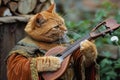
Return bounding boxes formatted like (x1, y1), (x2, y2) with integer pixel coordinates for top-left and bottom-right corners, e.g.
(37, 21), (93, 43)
(35, 13), (45, 27)
(47, 4), (56, 13)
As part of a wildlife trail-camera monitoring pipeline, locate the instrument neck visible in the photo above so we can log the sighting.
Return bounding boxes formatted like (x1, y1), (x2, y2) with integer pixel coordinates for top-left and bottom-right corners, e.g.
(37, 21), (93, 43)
(60, 34), (91, 59)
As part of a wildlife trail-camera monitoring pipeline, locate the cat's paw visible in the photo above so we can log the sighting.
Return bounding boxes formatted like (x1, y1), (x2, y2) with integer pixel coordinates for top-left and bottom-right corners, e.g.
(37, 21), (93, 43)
(36, 56), (61, 72)
(80, 40), (97, 59)
(80, 40), (93, 51)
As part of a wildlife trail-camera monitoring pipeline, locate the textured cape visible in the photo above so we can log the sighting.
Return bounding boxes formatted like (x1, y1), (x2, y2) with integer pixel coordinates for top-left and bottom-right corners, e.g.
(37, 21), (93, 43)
(73, 50), (100, 80)
(6, 37), (100, 80)
(7, 37), (44, 80)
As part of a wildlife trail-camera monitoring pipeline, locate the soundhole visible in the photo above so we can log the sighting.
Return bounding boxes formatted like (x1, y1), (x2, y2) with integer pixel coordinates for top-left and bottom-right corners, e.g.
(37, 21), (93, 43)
(56, 54), (62, 57)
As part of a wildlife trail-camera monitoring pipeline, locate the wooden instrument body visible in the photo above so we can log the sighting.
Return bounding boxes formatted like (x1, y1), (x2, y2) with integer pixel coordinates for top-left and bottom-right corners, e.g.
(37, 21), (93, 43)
(42, 46), (71, 80)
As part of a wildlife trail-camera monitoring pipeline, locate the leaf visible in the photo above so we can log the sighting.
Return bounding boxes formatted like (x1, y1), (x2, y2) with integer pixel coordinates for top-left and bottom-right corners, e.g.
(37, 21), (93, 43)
(102, 51), (112, 58)
(105, 71), (117, 79)
(100, 66), (113, 73)
(100, 58), (112, 67)
(114, 59), (120, 69)
(115, 10), (120, 23)
(114, 64), (120, 69)
(102, 1), (113, 10)
(94, 9), (107, 22)
(66, 21), (75, 28)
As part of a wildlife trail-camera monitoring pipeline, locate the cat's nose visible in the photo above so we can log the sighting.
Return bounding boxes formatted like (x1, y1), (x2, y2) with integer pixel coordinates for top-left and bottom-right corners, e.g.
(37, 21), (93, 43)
(60, 26), (67, 31)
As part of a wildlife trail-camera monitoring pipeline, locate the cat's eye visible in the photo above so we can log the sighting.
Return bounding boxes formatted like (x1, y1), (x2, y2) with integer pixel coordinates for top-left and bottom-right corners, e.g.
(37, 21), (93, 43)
(54, 25), (59, 29)
(36, 18), (46, 27)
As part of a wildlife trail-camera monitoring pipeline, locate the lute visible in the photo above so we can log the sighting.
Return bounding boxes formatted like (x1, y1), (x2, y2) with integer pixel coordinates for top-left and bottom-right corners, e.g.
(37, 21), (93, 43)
(42, 18), (120, 80)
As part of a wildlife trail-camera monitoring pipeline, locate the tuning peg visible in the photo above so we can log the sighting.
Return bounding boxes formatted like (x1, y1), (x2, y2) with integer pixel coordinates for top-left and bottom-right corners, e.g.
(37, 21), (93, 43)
(102, 32), (105, 37)
(109, 30), (113, 35)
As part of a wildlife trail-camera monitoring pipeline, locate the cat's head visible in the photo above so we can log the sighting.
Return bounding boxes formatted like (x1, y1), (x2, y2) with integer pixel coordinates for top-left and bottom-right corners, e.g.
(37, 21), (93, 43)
(25, 4), (67, 42)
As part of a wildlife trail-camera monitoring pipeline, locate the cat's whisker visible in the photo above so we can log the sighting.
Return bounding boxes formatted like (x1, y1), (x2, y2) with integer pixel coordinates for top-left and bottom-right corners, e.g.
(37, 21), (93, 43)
(58, 34), (62, 45)
(64, 31), (68, 34)
(61, 13), (66, 17)
(61, 13), (68, 19)
(67, 30), (81, 36)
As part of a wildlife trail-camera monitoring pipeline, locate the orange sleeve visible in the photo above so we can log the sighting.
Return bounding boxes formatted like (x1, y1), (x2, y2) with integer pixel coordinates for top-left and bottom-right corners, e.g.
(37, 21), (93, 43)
(7, 54), (32, 80)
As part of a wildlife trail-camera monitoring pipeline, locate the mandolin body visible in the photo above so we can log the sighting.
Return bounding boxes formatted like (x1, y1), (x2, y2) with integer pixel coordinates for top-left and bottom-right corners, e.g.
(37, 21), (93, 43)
(42, 46), (71, 80)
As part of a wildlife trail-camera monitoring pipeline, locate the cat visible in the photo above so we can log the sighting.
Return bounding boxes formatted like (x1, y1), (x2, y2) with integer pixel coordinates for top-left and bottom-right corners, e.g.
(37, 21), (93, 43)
(24, 4), (98, 79)
(7, 4), (98, 80)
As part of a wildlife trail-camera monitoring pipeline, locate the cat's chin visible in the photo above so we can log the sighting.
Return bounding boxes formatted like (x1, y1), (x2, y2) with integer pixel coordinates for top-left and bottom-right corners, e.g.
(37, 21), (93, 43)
(37, 32), (64, 43)
(40, 37), (62, 43)
(30, 35), (62, 43)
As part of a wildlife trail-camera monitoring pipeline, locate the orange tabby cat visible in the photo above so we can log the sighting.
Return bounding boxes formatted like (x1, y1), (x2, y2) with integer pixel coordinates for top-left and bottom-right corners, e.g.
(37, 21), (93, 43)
(7, 4), (98, 80)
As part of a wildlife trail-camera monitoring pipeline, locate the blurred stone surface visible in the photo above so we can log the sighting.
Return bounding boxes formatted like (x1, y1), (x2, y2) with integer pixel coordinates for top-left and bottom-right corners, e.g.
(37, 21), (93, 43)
(55, 0), (120, 22)
(55, 0), (101, 22)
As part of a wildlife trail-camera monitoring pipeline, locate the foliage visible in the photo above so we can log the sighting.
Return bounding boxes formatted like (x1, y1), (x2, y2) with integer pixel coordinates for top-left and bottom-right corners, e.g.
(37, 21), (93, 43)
(99, 52), (120, 80)
(64, 0), (120, 79)
(65, 0), (120, 44)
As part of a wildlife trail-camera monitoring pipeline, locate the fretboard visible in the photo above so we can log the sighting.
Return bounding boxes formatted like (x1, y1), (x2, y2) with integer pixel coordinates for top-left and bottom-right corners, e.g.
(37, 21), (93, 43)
(60, 34), (91, 59)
